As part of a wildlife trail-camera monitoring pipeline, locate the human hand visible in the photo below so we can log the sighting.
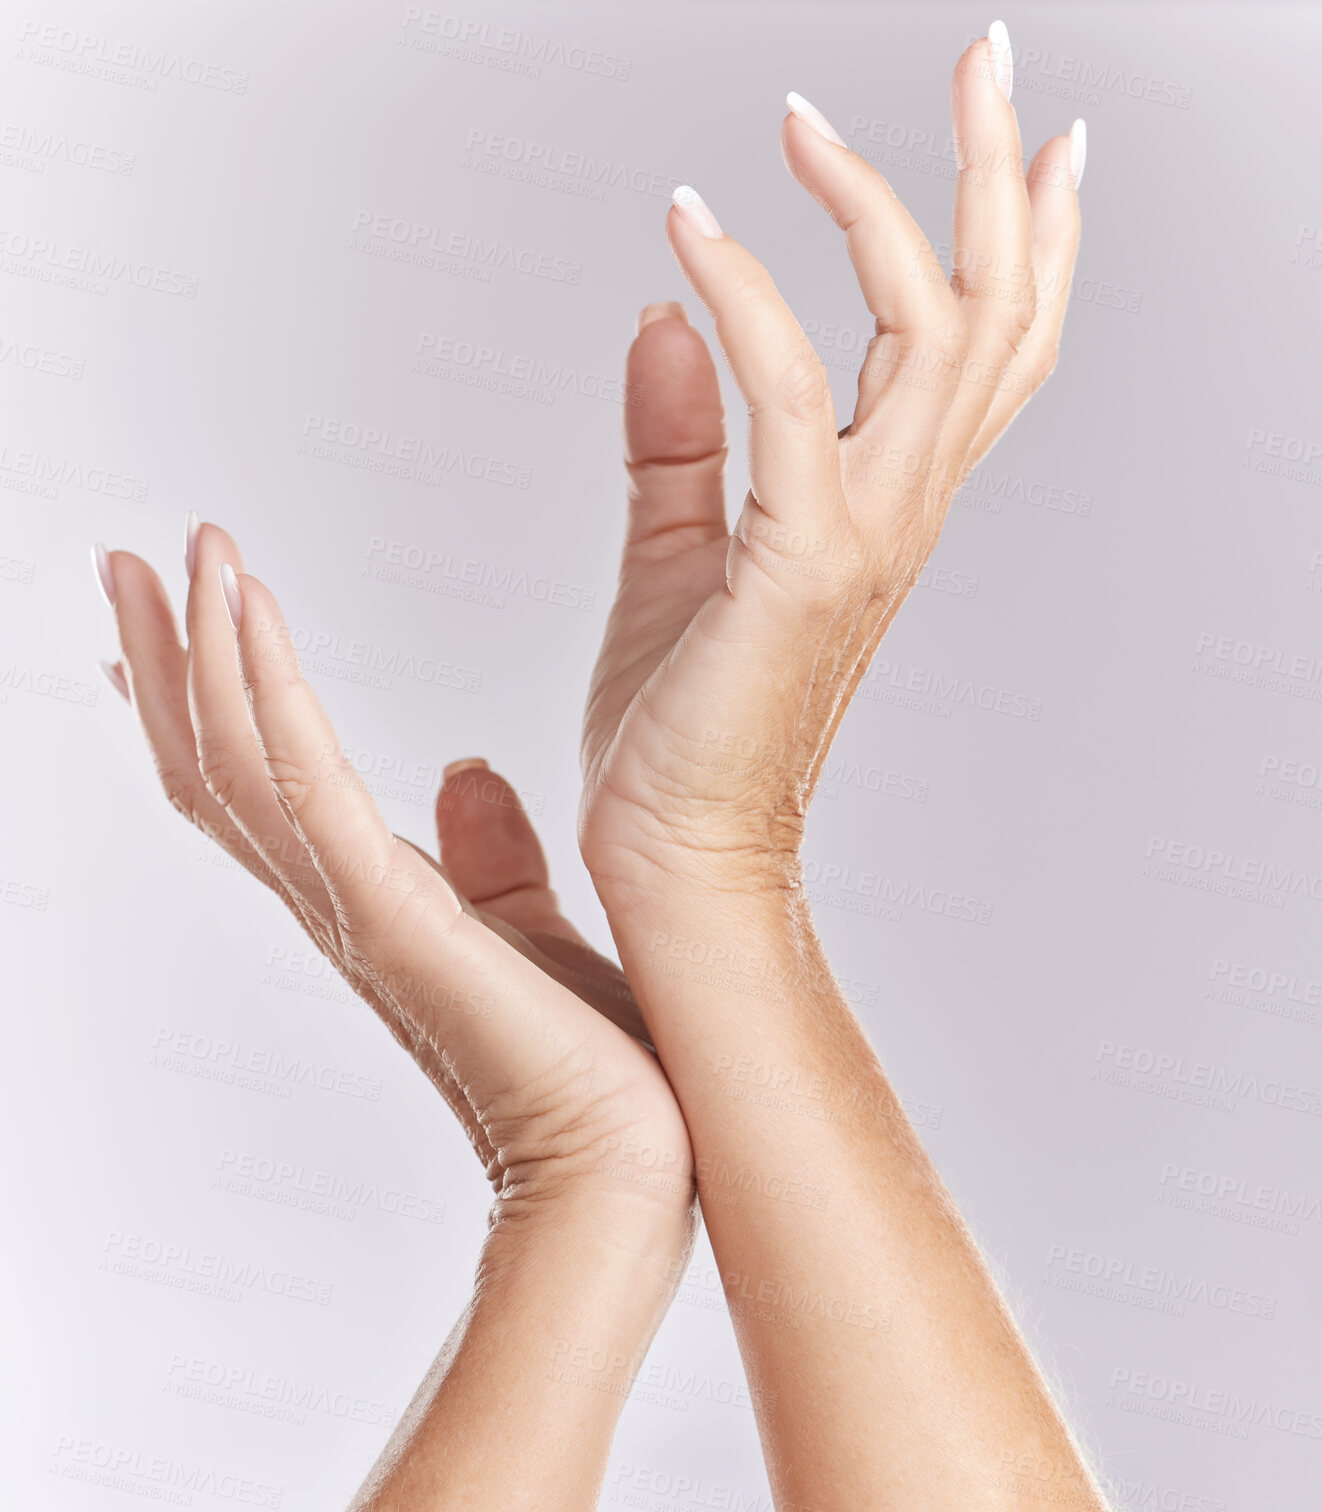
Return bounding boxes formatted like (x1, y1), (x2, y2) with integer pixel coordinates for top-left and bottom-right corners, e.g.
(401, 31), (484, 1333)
(580, 30), (1083, 911)
(94, 521), (693, 1228)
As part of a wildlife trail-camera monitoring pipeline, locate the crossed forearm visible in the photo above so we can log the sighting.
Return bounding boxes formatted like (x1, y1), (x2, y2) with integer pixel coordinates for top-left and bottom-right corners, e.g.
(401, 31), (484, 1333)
(96, 22), (1097, 1505)
(610, 886), (1112, 1512)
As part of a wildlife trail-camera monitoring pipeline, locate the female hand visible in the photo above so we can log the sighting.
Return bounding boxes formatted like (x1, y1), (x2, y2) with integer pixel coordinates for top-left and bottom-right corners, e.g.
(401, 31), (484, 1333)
(95, 519), (693, 1224)
(97, 519), (698, 1508)
(572, 35), (1108, 1511)
(580, 32), (1083, 909)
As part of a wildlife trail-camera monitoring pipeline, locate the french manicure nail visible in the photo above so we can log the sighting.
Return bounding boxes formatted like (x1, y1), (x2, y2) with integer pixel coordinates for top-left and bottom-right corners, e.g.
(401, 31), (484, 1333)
(98, 660), (129, 701)
(637, 300), (687, 334)
(672, 185), (723, 239)
(218, 562), (243, 631)
(988, 19), (1013, 102)
(785, 91), (847, 148)
(92, 542), (116, 608)
(1069, 118), (1087, 188)
(185, 510), (200, 579)
(444, 757), (490, 780)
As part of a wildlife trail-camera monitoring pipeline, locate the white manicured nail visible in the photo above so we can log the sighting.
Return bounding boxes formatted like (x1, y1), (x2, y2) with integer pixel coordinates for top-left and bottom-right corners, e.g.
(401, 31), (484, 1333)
(185, 510), (200, 579)
(786, 91), (847, 148)
(1069, 118), (1087, 188)
(218, 562), (243, 631)
(672, 185), (723, 239)
(988, 20), (1013, 102)
(98, 660), (129, 701)
(92, 542), (115, 609)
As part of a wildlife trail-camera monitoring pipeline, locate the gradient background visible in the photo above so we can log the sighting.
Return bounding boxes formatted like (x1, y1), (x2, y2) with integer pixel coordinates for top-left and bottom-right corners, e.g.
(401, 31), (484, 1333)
(2, 2), (1319, 1507)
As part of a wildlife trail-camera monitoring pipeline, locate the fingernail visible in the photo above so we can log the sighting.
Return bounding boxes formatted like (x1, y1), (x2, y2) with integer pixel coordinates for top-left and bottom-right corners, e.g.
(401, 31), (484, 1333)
(1069, 118), (1087, 189)
(672, 185), (723, 239)
(92, 542), (116, 609)
(637, 300), (688, 334)
(785, 91), (847, 148)
(98, 659), (129, 701)
(444, 757), (489, 780)
(185, 510), (200, 579)
(218, 562), (243, 631)
(988, 19), (1013, 102)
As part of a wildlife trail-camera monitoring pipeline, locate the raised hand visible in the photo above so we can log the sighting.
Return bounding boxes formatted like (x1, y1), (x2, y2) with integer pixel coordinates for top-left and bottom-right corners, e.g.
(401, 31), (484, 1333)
(573, 33), (1109, 1512)
(95, 519), (698, 1507)
(95, 519), (690, 1214)
(580, 34), (1083, 911)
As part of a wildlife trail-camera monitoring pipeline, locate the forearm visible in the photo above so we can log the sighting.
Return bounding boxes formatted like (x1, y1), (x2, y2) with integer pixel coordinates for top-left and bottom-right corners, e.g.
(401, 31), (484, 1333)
(610, 885), (1110, 1512)
(350, 1193), (694, 1512)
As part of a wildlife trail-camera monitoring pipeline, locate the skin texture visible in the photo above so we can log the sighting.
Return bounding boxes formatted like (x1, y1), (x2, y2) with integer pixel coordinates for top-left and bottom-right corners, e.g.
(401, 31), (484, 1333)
(95, 32), (1110, 1512)
(581, 43), (1080, 903)
(570, 36), (1109, 1512)
(102, 529), (695, 1509)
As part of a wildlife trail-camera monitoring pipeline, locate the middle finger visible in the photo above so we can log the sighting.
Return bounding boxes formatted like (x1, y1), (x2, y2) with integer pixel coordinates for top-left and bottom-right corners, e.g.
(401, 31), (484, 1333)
(932, 29), (1038, 488)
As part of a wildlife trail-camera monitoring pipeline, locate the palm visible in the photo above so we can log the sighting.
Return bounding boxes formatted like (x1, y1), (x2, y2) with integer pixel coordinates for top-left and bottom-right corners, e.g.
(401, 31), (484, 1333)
(581, 97), (1080, 898)
(386, 806), (679, 1191)
(578, 321), (931, 897)
(104, 535), (691, 1212)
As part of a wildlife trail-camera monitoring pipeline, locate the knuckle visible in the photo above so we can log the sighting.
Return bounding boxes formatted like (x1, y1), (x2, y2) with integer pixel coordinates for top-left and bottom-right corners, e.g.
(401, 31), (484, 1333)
(907, 308), (970, 387)
(774, 346), (832, 422)
(156, 762), (206, 829)
(263, 751), (319, 825)
(928, 307), (972, 369)
(194, 736), (241, 811)
(728, 267), (776, 316)
(951, 268), (1038, 357)
(1004, 284), (1039, 343)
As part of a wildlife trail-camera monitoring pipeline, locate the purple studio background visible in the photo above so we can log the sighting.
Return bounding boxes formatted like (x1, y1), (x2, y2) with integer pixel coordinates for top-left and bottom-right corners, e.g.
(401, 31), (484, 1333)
(2, 3), (1318, 1508)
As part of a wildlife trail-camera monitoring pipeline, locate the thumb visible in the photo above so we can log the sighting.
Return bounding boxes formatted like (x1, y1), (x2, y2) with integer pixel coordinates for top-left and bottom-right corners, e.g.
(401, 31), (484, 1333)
(623, 302), (728, 552)
(436, 760), (581, 943)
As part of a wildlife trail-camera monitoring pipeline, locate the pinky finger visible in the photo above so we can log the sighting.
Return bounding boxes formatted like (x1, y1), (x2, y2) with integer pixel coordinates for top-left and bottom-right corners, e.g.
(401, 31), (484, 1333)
(962, 123), (1084, 473)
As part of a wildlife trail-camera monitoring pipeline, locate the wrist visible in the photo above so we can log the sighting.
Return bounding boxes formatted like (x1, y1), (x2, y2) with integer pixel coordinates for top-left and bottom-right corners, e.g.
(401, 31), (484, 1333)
(356, 1164), (695, 1510)
(478, 1185), (697, 1355)
(601, 873), (816, 989)
(581, 789), (806, 929)
(485, 1179), (695, 1274)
